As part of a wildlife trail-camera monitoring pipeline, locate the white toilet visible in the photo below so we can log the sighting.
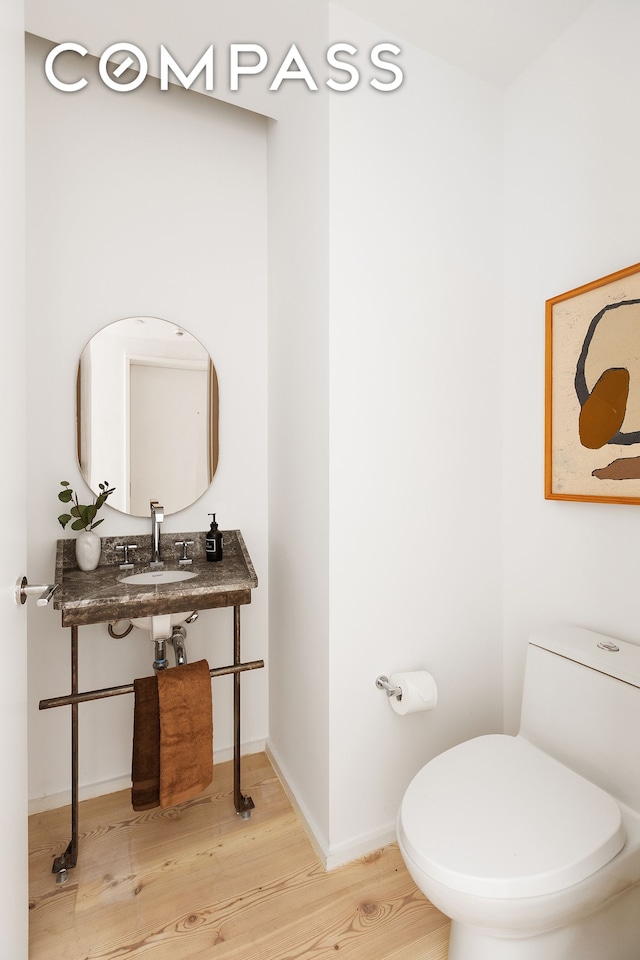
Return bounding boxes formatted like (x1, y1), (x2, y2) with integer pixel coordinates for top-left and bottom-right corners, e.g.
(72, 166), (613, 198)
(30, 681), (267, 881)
(397, 625), (640, 959)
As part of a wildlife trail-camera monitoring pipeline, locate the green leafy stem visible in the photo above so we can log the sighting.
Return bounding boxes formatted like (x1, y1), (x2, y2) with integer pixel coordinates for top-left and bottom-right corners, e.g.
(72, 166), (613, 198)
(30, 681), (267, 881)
(58, 480), (115, 532)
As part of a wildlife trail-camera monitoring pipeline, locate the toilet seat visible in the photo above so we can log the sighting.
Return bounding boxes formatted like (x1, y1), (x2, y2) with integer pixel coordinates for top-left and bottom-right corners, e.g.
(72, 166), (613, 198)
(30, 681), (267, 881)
(398, 734), (625, 899)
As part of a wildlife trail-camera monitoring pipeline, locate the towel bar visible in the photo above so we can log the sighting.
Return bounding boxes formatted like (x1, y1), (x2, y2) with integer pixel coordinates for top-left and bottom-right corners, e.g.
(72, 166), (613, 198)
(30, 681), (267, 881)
(39, 659), (264, 709)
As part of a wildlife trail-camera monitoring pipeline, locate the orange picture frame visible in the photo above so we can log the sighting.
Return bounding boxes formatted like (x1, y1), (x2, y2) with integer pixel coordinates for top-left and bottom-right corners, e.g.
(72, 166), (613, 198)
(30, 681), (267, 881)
(545, 261), (640, 504)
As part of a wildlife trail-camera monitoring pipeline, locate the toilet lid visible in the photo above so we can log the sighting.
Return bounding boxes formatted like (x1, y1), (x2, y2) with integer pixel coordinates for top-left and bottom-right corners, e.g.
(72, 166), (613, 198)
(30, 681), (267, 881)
(398, 735), (625, 899)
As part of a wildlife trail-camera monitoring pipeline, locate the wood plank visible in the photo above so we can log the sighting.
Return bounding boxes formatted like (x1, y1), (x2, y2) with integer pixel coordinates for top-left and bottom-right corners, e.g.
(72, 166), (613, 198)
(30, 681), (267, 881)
(29, 753), (450, 960)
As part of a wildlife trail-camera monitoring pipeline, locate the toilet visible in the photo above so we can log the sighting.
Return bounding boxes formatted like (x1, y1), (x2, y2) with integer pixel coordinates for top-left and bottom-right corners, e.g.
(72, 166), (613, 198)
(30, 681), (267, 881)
(397, 625), (640, 960)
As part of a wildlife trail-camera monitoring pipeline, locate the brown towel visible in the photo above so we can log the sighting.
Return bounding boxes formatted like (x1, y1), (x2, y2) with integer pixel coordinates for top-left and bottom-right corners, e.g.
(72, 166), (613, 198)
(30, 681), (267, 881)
(157, 659), (214, 808)
(131, 660), (213, 811)
(131, 676), (161, 811)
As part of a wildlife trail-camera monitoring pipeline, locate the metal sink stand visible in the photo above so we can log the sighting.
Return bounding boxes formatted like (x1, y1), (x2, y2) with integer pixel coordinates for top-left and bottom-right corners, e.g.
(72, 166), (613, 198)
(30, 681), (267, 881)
(39, 605), (263, 883)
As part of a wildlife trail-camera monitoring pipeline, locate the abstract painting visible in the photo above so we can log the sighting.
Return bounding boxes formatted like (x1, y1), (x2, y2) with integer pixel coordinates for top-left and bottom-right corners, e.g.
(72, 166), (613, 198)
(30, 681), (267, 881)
(545, 261), (640, 504)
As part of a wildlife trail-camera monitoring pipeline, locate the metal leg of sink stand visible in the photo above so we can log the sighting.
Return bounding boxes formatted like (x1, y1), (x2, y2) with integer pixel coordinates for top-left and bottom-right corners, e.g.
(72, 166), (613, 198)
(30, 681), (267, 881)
(233, 605), (254, 819)
(52, 625), (79, 883)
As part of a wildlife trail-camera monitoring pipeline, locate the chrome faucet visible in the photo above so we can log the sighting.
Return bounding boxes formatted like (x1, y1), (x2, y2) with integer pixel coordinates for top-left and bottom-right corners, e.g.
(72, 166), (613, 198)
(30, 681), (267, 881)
(150, 500), (164, 565)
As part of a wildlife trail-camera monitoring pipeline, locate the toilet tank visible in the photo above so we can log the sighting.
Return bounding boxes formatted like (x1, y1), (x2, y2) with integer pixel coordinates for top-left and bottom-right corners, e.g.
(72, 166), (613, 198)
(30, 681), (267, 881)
(518, 625), (640, 811)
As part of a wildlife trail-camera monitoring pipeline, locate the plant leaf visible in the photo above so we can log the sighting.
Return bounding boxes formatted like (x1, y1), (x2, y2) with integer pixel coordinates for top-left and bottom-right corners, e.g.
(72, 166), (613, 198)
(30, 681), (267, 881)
(57, 478), (113, 531)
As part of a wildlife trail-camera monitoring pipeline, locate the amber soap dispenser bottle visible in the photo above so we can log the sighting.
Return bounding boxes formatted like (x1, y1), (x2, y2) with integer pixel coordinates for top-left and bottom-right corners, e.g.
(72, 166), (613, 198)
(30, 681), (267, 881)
(205, 513), (223, 562)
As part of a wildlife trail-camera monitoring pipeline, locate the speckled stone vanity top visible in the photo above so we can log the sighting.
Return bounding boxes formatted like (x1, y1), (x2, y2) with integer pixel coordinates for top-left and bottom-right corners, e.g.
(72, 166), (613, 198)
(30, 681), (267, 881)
(54, 529), (258, 626)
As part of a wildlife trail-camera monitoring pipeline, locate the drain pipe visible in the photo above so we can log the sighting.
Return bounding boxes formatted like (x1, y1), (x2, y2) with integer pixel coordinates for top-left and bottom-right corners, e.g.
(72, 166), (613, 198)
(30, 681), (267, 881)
(170, 625), (188, 666)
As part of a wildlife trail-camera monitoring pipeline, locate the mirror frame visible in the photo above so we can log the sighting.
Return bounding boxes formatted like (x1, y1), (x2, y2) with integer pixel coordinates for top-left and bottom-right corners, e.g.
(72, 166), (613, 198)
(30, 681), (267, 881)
(76, 317), (219, 517)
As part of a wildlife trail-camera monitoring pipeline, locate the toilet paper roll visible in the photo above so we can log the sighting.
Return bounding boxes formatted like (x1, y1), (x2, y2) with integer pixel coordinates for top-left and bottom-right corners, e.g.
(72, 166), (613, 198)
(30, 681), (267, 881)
(388, 671), (437, 715)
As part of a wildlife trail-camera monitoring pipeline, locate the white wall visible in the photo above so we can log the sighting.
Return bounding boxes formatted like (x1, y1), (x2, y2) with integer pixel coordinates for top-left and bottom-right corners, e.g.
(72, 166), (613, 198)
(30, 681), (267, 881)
(1, 0), (28, 953)
(503, 0), (640, 729)
(26, 33), (269, 804)
(25, 0), (505, 864)
(327, 5), (504, 862)
(25, 0), (333, 847)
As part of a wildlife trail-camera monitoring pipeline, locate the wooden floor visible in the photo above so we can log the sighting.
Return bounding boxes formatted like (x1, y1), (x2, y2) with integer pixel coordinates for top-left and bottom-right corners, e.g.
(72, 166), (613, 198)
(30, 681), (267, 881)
(29, 752), (450, 959)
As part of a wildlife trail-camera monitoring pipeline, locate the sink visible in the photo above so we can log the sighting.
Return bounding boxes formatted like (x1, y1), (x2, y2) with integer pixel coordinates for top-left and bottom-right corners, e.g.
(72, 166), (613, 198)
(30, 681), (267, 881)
(120, 569), (197, 585)
(117, 568), (198, 638)
(54, 529), (257, 627)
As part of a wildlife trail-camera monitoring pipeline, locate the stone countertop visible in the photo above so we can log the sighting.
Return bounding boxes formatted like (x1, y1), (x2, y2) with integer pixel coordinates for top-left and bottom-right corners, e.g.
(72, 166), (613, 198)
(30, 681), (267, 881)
(53, 529), (258, 627)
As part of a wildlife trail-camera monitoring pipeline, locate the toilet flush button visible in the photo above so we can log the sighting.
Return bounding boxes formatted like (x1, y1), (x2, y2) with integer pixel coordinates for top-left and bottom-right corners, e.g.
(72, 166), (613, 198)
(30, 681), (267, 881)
(597, 641), (620, 652)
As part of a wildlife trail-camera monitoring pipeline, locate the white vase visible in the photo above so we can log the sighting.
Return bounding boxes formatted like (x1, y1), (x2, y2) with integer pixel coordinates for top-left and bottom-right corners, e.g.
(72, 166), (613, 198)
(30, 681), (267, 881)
(75, 529), (101, 571)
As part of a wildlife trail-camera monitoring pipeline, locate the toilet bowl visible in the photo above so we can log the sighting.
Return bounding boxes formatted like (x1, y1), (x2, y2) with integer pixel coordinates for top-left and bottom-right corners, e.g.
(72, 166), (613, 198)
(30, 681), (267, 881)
(397, 626), (640, 959)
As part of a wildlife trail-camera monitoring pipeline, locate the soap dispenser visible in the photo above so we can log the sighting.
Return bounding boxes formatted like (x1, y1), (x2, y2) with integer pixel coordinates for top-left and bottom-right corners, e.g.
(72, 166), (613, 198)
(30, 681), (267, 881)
(205, 513), (223, 562)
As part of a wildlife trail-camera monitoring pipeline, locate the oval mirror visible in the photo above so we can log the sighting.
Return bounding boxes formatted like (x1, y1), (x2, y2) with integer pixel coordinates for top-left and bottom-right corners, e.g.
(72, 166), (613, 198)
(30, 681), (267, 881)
(77, 316), (218, 517)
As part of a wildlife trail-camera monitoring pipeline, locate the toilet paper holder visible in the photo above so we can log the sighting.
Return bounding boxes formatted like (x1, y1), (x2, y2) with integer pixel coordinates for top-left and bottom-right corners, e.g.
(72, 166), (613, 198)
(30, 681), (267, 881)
(376, 675), (402, 700)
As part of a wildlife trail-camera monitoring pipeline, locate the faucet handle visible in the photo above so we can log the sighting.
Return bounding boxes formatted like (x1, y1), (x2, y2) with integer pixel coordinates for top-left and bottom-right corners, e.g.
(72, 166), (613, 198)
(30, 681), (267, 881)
(175, 540), (194, 564)
(116, 543), (137, 569)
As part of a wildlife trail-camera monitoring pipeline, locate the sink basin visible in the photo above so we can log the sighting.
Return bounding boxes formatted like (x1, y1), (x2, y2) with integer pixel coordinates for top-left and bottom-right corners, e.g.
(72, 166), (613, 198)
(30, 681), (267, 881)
(130, 611), (195, 636)
(121, 569), (197, 585)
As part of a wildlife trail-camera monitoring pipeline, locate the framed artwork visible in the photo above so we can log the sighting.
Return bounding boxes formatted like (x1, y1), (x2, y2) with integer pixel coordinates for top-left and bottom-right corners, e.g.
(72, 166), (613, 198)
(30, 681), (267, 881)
(545, 261), (640, 504)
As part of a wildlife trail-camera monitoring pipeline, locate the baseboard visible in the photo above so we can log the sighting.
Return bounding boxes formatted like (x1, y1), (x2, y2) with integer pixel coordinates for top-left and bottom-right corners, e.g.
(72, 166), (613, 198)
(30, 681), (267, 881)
(324, 824), (398, 871)
(28, 739), (266, 816)
(264, 741), (396, 872)
(28, 774), (132, 816)
(264, 741), (331, 867)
